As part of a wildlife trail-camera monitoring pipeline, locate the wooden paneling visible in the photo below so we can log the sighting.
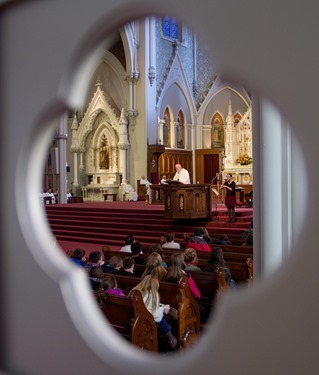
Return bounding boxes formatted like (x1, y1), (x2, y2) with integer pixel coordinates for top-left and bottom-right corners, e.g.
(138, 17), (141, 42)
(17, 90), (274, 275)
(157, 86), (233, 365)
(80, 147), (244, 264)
(195, 148), (223, 183)
(159, 149), (192, 181)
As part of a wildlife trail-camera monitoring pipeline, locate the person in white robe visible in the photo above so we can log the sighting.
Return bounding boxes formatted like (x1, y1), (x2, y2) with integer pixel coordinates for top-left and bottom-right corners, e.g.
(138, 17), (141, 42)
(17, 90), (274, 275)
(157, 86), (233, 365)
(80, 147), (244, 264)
(173, 163), (190, 184)
(140, 176), (152, 203)
(121, 180), (138, 201)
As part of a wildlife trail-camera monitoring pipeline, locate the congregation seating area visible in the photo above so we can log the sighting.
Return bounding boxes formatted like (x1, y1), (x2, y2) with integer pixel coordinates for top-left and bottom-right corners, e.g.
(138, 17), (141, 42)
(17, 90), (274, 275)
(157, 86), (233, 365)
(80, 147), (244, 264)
(45, 201), (253, 353)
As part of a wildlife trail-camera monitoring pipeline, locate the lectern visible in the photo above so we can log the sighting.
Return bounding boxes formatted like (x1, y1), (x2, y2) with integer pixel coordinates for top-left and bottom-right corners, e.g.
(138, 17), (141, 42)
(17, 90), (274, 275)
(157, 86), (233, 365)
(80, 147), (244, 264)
(163, 182), (212, 219)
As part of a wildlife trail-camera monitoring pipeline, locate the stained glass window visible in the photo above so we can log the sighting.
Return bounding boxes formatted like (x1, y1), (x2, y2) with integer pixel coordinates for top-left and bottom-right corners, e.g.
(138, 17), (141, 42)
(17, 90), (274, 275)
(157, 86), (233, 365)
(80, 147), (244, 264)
(162, 16), (180, 40)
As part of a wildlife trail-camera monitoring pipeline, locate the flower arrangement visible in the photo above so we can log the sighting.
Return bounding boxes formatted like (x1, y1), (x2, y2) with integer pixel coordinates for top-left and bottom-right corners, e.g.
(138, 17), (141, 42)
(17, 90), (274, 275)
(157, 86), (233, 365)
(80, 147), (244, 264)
(236, 154), (253, 165)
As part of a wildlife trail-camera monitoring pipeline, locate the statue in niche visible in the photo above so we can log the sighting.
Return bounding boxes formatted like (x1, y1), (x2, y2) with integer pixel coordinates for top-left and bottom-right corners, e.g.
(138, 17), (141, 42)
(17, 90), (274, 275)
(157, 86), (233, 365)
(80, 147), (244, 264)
(163, 115), (169, 146)
(99, 135), (109, 169)
(177, 118), (184, 148)
(212, 119), (222, 147)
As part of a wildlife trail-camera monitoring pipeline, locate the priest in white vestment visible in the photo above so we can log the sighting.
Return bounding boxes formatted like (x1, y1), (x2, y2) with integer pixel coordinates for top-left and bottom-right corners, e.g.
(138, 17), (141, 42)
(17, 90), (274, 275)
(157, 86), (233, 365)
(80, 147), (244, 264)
(121, 180), (138, 201)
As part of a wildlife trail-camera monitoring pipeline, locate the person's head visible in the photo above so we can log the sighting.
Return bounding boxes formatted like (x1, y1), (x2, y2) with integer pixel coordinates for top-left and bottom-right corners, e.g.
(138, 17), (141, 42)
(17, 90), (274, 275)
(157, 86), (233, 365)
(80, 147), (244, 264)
(109, 256), (123, 270)
(166, 253), (186, 281)
(101, 244), (110, 255)
(184, 248), (198, 264)
(141, 175), (145, 180)
(89, 251), (102, 264)
(124, 234), (135, 245)
(142, 252), (166, 279)
(208, 247), (226, 268)
(175, 163), (182, 172)
(147, 244), (164, 259)
(89, 265), (103, 279)
(73, 248), (86, 260)
(131, 241), (142, 256)
(123, 256), (135, 272)
(225, 173), (232, 181)
(162, 174), (166, 180)
(194, 227), (205, 238)
(165, 230), (175, 243)
(66, 249), (74, 258)
(100, 275), (118, 291)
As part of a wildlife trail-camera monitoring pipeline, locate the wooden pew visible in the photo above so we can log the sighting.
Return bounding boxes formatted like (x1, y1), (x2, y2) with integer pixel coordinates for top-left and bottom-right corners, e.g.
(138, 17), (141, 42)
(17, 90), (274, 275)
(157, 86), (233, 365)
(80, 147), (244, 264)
(103, 248), (253, 284)
(95, 289), (158, 352)
(107, 274), (201, 350)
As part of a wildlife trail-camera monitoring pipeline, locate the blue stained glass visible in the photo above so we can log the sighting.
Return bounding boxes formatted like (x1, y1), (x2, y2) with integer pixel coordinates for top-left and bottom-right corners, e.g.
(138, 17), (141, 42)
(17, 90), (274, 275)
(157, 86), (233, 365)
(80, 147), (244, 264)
(163, 16), (170, 37)
(171, 18), (178, 39)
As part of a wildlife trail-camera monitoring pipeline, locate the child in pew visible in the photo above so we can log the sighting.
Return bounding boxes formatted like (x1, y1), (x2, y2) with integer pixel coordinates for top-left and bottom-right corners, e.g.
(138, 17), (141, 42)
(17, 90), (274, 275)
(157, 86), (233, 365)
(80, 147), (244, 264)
(70, 248), (88, 267)
(131, 275), (177, 350)
(117, 256), (137, 277)
(165, 253), (208, 322)
(203, 247), (236, 289)
(147, 244), (168, 269)
(131, 242), (145, 264)
(161, 230), (181, 249)
(165, 253), (201, 299)
(184, 248), (201, 272)
(186, 228), (211, 252)
(100, 275), (126, 297)
(89, 266), (104, 291)
(87, 250), (105, 271)
(142, 252), (167, 280)
(102, 256), (123, 274)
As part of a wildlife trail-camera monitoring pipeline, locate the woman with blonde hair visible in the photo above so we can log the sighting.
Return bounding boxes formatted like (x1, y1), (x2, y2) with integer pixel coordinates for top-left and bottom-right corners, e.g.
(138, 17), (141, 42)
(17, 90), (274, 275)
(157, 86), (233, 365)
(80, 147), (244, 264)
(142, 252), (167, 280)
(131, 275), (177, 350)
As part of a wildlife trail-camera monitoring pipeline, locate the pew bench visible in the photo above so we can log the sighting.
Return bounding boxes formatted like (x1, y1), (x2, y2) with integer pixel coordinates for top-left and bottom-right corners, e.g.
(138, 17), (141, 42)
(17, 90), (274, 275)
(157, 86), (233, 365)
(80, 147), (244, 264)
(108, 274), (201, 350)
(95, 289), (158, 352)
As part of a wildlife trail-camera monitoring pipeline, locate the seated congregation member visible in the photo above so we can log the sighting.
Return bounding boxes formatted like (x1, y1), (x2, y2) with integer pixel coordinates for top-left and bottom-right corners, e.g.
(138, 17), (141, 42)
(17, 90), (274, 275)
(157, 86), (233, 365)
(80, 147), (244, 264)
(186, 228), (211, 252)
(101, 244), (111, 259)
(147, 244), (168, 269)
(120, 234), (135, 253)
(100, 275), (126, 296)
(165, 253), (201, 300)
(117, 256), (136, 277)
(130, 242), (145, 264)
(165, 253), (207, 322)
(102, 255), (123, 274)
(70, 248), (87, 267)
(89, 266), (104, 291)
(142, 252), (167, 280)
(213, 234), (232, 245)
(184, 248), (201, 272)
(161, 230), (181, 249)
(87, 250), (104, 270)
(203, 247), (236, 289)
(131, 275), (177, 350)
(241, 221), (253, 246)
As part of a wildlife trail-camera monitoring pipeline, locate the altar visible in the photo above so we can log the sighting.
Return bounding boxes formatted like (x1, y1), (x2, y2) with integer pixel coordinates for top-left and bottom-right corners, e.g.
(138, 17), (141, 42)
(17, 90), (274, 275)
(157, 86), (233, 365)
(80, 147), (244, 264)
(81, 184), (120, 201)
(163, 182), (212, 219)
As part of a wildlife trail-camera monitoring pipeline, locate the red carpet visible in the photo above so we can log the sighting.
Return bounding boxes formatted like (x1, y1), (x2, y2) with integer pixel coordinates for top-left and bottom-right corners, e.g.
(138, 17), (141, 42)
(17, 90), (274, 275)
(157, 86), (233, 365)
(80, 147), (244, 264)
(45, 201), (253, 256)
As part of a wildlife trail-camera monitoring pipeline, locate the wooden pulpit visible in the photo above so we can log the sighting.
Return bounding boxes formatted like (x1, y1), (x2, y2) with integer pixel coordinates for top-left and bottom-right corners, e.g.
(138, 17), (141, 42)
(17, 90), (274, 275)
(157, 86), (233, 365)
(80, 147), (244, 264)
(163, 182), (212, 219)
